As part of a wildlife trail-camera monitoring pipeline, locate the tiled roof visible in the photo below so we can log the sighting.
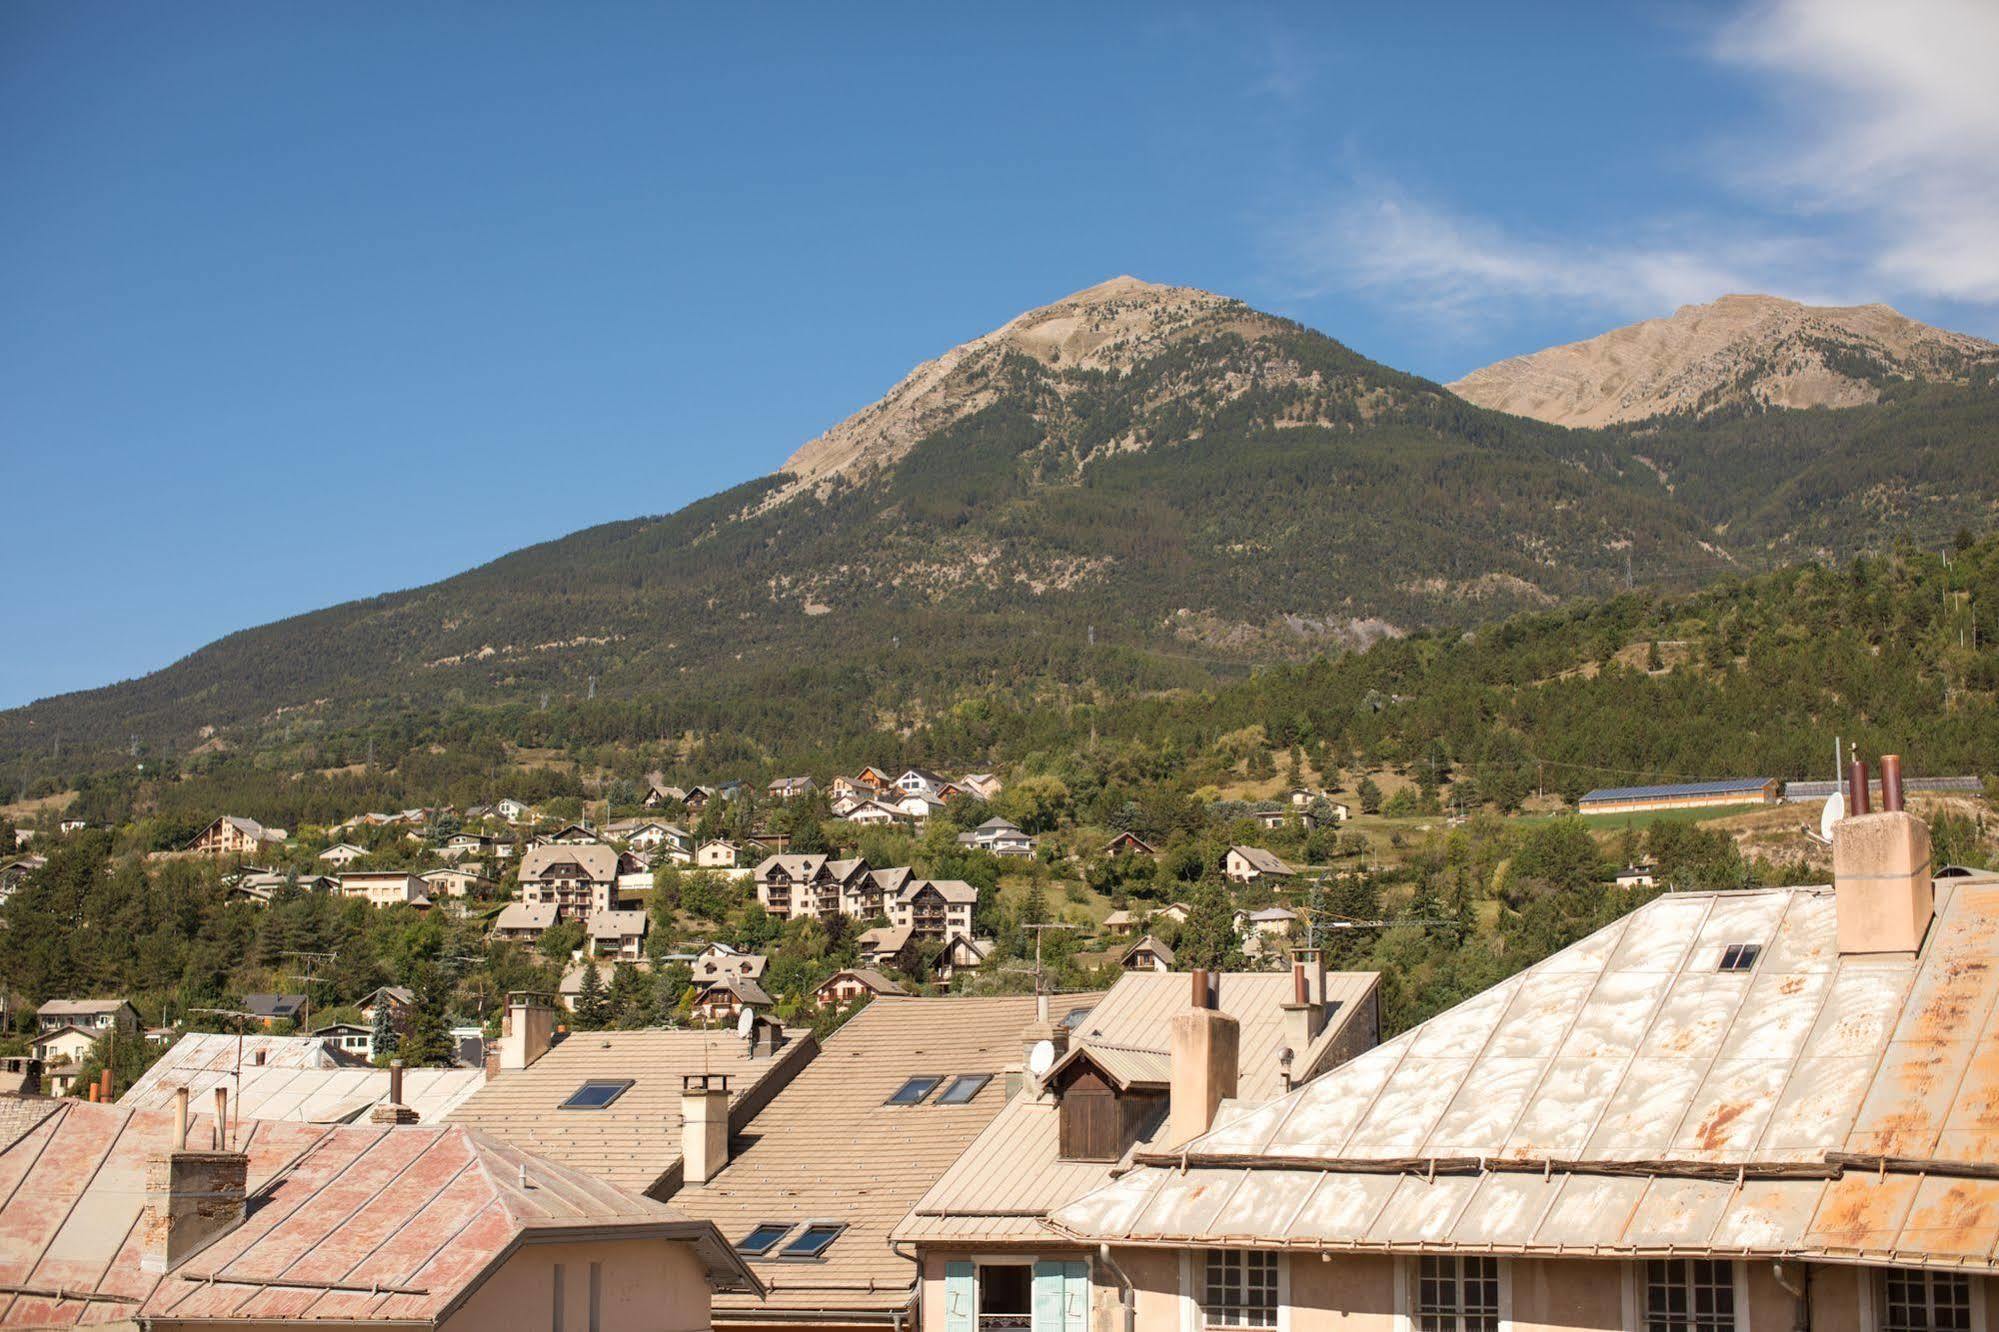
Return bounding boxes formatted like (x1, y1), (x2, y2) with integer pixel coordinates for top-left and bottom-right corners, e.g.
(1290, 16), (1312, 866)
(494, 902), (557, 932)
(444, 1029), (814, 1197)
(121, 1034), (482, 1124)
(34, 999), (131, 1019)
(1050, 874), (1999, 1271)
(518, 844), (620, 881)
(1229, 845), (1296, 875)
(0, 1097), (758, 1326)
(673, 995), (1037, 1316)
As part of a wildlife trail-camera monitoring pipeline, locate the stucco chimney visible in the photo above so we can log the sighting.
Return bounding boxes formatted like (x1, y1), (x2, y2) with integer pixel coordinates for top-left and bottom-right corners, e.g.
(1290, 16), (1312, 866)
(1168, 969), (1238, 1148)
(1280, 961), (1324, 1063)
(681, 1072), (731, 1185)
(496, 992), (558, 1072)
(1834, 759), (1934, 955)
(141, 1147), (249, 1273)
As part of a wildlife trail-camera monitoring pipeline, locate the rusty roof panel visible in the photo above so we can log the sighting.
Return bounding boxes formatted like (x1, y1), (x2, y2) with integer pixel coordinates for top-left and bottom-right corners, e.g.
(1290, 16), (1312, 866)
(1897, 1176), (1999, 1261)
(1807, 1173), (1923, 1253)
(1708, 1179), (1824, 1251)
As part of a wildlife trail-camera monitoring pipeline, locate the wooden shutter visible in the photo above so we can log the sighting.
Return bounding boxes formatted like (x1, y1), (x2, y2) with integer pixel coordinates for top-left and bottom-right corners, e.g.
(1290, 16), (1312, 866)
(946, 1262), (976, 1332)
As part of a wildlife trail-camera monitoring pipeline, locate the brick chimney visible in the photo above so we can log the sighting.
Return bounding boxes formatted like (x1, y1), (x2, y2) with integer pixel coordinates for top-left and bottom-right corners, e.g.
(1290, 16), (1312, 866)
(1168, 969), (1239, 1148)
(495, 992), (558, 1072)
(1834, 755), (1935, 955)
(681, 1072), (731, 1185)
(141, 1147), (249, 1273)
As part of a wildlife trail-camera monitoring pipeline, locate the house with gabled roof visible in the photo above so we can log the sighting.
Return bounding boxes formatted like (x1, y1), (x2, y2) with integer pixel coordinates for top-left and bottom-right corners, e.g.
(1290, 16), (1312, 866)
(766, 775), (818, 801)
(956, 816), (1035, 857)
(1102, 830), (1156, 857)
(0, 1090), (761, 1328)
(316, 841), (368, 867)
(1038, 801), (1999, 1332)
(491, 900), (559, 945)
(518, 842), (627, 920)
(588, 908), (649, 960)
(1223, 843), (1296, 884)
(896, 964), (1379, 1330)
(691, 974), (775, 1023)
(813, 968), (909, 1008)
(184, 815), (287, 857)
(889, 878), (978, 942)
(1118, 934), (1174, 972)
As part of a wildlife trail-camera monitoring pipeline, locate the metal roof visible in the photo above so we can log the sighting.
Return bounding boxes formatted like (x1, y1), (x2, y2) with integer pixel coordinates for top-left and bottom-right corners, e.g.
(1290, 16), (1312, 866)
(1578, 777), (1775, 802)
(121, 1034), (484, 1125)
(1784, 776), (1985, 800)
(1048, 876), (1999, 1271)
(0, 1097), (759, 1326)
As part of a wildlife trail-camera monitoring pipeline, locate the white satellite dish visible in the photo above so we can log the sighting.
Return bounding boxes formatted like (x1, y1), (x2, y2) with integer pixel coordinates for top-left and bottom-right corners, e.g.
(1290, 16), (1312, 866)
(735, 1007), (757, 1038)
(1819, 790), (1846, 843)
(1026, 1039), (1056, 1078)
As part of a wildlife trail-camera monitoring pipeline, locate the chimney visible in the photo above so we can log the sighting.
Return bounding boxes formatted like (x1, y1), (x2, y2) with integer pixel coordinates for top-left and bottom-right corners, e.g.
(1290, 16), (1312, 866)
(1280, 961), (1324, 1064)
(213, 1087), (228, 1149)
(681, 1073), (731, 1185)
(1834, 755), (1934, 955)
(1168, 969), (1238, 1148)
(141, 1145), (249, 1273)
(371, 1059), (419, 1126)
(496, 992), (558, 1072)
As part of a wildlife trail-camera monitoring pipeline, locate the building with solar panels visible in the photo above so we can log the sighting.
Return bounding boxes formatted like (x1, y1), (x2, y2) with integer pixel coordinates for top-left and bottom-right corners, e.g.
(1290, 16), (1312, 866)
(1576, 775), (1779, 815)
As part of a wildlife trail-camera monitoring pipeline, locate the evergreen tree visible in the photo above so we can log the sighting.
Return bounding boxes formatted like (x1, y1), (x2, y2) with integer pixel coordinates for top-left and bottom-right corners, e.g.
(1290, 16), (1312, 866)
(1177, 882), (1239, 971)
(1357, 776), (1383, 815)
(573, 959), (609, 1030)
(370, 1000), (399, 1063)
(397, 965), (455, 1067)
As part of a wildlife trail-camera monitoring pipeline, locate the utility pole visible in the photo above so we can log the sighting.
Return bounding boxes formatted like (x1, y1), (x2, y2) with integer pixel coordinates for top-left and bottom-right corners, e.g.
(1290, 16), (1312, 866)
(1004, 923), (1078, 1016)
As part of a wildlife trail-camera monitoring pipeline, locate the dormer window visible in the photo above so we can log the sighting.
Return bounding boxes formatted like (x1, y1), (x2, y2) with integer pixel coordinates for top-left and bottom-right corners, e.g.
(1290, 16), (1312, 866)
(1051, 1054), (1168, 1162)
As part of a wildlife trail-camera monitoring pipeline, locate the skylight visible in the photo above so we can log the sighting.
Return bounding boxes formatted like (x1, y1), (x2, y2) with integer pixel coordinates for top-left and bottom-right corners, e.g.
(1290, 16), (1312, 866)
(1718, 943), (1762, 973)
(560, 1079), (633, 1109)
(780, 1222), (846, 1259)
(936, 1074), (992, 1105)
(885, 1075), (942, 1105)
(737, 1223), (793, 1256)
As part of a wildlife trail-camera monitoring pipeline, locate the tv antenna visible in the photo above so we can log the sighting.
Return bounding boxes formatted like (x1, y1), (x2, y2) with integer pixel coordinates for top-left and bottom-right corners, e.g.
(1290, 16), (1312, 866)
(281, 950), (338, 1032)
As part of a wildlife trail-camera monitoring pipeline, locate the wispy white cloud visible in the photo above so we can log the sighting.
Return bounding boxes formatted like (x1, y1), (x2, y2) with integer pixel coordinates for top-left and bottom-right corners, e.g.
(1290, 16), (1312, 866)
(1716, 0), (1999, 302)
(1271, 0), (1999, 333)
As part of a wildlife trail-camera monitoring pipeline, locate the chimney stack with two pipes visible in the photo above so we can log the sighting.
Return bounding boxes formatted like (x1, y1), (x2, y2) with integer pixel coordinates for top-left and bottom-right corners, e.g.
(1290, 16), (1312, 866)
(143, 1084), (248, 1274)
(1834, 754), (1935, 955)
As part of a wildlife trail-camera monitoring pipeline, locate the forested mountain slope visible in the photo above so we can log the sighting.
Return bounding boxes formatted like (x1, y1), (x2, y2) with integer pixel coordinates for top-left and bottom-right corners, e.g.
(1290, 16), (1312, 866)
(6, 279), (1997, 774)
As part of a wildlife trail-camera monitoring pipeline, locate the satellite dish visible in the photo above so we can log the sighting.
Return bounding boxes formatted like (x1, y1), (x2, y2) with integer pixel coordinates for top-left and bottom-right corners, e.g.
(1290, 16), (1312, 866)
(1026, 1039), (1056, 1078)
(1820, 790), (1846, 843)
(735, 1007), (757, 1038)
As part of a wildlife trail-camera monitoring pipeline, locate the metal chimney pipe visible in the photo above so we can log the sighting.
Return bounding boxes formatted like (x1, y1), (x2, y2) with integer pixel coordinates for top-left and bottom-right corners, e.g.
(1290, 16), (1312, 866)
(388, 1059), (404, 1106)
(174, 1086), (189, 1149)
(1880, 754), (1905, 813)
(213, 1087), (227, 1150)
(1848, 759), (1872, 815)
(100, 1068), (113, 1102)
(1292, 962), (1309, 1006)
(1189, 968), (1210, 1009)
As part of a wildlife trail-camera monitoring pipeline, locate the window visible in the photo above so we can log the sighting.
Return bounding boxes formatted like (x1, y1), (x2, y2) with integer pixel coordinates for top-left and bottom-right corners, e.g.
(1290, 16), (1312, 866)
(886, 1076), (942, 1105)
(937, 1074), (992, 1105)
(1880, 1269), (1973, 1332)
(977, 1263), (1032, 1331)
(1644, 1259), (1735, 1332)
(1200, 1250), (1278, 1329)
(1416, 1255), (1499, 1332)
(559, 1080), (633, 1110)
(1717, 943), (1761, 972)
(779, 1222), (845, 1259)
(737, 1223), (793, 1256)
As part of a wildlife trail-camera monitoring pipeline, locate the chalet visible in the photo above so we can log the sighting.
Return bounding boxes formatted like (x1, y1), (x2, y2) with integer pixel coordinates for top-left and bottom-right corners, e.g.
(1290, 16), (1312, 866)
(1119, 935), (1174, 971)
(0, 853), (46, 901)
(691, 942), (770, 985)
(813, 968), (909, 1008)
(935, 932), (994, 981)
(441, 831), (499, 858)
(587, 908), (648, 960)
(889, 879), (978, 943)
(858, 923), (917, 972)
(893, 792), (947, 825)
(546, 821), (601, 845)
(360, 986), (415, 1026)
(642, 781), (687, 807)
(495, 797), (532, 822)
(421, 865), (490, 898)
(1255, 806), (1316, 830)
(855, 765), (896, 788)
(766, 775), (818, 800)
(1100, 908), (1139, 934)
(829, 775), (883, 802)
(691, 973), (774, 1023)
(843, 797), (907, 827)
(955, 816), (1035, 857)
(184, 815), (288, 856)
(682, 785), (714, 814)
(37, 998), (139, 1037)
(492, 901), (559, 945)
(1102, 831), (1156, 857)
(1223, 844), (1297, 885)
(894, 767), (951, 798)
(754, 853), (875, 921)
(58, 816), (87, 834)
(1616, 862), (1659, 888)
(611, 819), (689, 856)
(338, 870), (430, 908)
(696, 838), (742, 868)
(317, 841), (368, 867)
(518, 843), (626, 920)
(1236, 905), (1300, 954)
(958, 772), (1004, 800)
(310, 1019), (375, 1058)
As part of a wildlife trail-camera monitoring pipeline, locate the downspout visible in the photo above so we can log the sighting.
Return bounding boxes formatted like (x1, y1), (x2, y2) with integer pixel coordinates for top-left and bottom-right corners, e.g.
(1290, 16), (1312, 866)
(1771, 1260), (1810, 1332)
(1098, 1243), (1135, 1332)
(890, 1239), (921, 1332)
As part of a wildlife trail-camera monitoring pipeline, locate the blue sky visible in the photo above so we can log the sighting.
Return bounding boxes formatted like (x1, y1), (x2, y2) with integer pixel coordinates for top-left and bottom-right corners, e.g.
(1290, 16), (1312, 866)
(4, 1), (1996, 708)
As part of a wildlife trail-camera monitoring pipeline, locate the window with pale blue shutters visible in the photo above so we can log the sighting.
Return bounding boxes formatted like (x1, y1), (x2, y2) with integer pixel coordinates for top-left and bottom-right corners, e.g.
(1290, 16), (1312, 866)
(945, 1262), (977, 1332)
(1030, 1259), (1087, 1332)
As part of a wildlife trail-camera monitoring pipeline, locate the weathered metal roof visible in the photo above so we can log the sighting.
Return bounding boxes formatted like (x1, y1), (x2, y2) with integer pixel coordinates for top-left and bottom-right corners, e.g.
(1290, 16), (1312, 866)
(121, 1034), (484, 1124)
(1049, 878), (1999, 1270)
(1578, 777), (1774, 802)
(0, 1097), (759, 1326)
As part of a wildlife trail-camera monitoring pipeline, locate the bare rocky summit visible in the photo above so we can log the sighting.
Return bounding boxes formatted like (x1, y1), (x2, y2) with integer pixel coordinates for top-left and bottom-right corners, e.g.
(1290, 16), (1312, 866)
(1448, 294), (1997, 428)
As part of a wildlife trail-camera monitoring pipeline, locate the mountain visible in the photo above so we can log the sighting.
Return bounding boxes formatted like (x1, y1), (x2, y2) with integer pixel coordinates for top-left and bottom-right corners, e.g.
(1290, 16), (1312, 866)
(1448, 294), (1999, 428)
(6, 278), (1999, 773)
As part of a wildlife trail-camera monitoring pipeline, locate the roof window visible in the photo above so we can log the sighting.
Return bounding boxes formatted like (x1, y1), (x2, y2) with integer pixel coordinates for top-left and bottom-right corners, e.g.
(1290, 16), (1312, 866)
(737, 1222), (792, 1256)
(560, 1079), (633, 1109)
(936, 1074), (992, 1105)
(1718, 943), (1761, 972)
(885, 1075), (942, 1106)
(780, 1222), (846, 1259)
